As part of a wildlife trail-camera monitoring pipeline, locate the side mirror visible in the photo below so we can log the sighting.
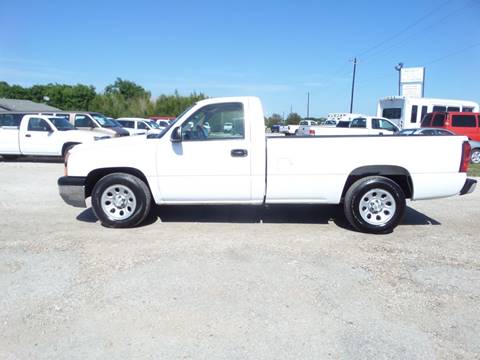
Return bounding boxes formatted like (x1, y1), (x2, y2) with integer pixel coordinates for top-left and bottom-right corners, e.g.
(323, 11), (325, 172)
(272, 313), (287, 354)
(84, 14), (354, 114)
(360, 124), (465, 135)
(170, 127), (182, 142)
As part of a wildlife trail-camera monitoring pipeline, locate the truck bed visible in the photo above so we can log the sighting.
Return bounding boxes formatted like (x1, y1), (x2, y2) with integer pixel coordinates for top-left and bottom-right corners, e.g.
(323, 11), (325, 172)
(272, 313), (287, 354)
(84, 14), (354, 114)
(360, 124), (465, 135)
(265, 135), (467, 203)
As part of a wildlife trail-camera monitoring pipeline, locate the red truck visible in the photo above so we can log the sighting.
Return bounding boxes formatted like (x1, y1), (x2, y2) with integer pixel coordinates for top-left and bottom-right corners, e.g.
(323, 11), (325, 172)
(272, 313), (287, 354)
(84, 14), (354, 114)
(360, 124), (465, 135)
(421, 112), (480, 141)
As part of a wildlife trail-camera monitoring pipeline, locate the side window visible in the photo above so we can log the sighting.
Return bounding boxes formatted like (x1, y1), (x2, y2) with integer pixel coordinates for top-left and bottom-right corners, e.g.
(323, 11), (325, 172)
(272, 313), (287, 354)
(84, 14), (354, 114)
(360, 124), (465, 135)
(462, 106), (474, 112)
(380, 119), (397, 131)
(181, 102), (244, 141)
(432, 113), (446, 127)
(120, 121), (134, 128)
(0, 114), (21, 128)
(382, 108), (401, 119)
(433, 105), (447, 112)
(451, 115), (477, 128)
(350, 118), (366, 128)
(75, 115), (93, 128)
(28, 118), (52, 132)
(422, 130), (435, 135)
(421, 113), (432, 126)
(138, 122), (148, 130)
(447, 106), (460, 112)
(411, 105), (418, 123)
(420, 106), (428, 122)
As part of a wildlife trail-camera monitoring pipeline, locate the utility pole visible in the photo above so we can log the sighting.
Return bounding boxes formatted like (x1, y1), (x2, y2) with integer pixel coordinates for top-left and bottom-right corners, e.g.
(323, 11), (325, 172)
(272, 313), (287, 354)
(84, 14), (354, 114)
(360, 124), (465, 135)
(349, 58), (357, 114)
(306, 92), (310, 119)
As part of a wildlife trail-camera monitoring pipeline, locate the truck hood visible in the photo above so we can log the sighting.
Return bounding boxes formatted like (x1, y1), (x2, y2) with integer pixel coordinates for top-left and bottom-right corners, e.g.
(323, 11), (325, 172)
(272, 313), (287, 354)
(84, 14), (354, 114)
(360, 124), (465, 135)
(70, 133), (149, 154)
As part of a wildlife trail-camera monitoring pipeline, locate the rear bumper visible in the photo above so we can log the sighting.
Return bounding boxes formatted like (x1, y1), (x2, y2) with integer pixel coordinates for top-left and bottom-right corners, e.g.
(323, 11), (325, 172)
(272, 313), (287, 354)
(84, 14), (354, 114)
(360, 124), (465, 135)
(460, 178), (477, 195)
(58, 176), (87, 208)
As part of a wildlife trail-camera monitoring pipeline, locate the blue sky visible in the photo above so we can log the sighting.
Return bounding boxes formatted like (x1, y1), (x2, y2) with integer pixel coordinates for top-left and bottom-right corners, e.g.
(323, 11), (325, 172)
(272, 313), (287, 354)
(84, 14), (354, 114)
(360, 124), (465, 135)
(1, 0), (479, 116)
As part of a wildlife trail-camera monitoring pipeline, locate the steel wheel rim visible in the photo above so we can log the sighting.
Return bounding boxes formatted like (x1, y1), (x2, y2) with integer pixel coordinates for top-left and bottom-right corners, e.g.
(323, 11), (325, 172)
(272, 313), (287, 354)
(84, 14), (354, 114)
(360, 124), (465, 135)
(359, 188), (396, 226)
(472, 151), (480, 164)
(101, 184), (137, 221)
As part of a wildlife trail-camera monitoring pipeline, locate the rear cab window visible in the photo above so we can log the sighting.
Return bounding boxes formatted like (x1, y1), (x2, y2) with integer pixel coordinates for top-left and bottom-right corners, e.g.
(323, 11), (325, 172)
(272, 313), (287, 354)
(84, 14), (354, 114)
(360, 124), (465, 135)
(350, 118), (366, 128)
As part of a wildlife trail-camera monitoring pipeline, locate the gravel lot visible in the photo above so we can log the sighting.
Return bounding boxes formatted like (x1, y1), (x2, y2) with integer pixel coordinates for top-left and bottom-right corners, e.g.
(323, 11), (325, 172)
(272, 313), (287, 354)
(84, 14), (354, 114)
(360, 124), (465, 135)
(1, 160), (479, 359)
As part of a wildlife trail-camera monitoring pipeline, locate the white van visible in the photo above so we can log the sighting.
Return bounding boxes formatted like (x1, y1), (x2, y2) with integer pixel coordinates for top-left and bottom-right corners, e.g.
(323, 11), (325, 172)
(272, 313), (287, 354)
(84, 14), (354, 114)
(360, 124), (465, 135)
(377, 96), (479, 129)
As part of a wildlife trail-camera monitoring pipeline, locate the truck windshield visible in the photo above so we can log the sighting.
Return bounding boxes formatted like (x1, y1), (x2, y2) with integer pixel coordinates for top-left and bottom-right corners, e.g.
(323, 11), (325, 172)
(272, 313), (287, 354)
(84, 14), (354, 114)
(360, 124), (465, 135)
(147, 105), (194, 139)
(49, 117), (75, 131)
(92, 114), (117, 128)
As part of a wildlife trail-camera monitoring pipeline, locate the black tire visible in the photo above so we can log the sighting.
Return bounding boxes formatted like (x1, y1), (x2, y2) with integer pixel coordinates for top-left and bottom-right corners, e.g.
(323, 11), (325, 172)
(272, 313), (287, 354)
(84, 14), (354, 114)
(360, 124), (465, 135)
(91, 173), (152, 228)
(343, 176), (406, 234)
(471, 149), (480, 164)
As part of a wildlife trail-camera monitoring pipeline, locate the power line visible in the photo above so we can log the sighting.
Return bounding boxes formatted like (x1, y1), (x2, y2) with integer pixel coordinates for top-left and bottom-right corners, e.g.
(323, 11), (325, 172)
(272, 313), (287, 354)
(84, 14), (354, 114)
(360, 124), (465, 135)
(356, 0), (452, 58)
(361, 0), (475, 64)
(424, 41), (480, 66)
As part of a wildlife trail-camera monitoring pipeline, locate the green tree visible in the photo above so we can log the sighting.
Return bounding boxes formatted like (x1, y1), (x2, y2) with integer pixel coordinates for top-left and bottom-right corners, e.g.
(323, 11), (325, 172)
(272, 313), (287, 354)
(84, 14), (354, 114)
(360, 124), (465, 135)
(286, 112), (301, 125)
(105, 78), (151, 100)
(265, 113), (283, 128)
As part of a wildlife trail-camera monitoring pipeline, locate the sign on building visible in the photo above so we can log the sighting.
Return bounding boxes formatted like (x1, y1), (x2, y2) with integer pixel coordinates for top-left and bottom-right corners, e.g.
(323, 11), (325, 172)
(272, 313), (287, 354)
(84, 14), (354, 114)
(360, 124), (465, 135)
(400, 67), (425, 98)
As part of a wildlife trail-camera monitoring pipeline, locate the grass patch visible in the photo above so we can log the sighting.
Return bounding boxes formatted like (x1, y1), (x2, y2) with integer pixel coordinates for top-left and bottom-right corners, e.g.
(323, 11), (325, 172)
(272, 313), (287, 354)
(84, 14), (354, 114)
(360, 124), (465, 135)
(468, 163), (480, 177)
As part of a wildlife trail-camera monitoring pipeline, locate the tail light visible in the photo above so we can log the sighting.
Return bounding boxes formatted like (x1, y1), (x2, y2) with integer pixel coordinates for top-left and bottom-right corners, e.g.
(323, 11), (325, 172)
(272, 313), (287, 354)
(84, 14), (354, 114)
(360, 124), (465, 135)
(309, 129), (316, 135)
(460, 141), (471, 173)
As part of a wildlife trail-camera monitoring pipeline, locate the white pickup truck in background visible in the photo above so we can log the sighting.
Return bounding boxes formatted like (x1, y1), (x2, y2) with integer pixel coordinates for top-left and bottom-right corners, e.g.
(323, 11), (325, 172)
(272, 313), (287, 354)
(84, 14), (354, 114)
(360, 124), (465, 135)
(58, 96), (476, 234)
(280, 120), (318, 135)
(0, 113), (110, 159)
(297, 116), (400, 136)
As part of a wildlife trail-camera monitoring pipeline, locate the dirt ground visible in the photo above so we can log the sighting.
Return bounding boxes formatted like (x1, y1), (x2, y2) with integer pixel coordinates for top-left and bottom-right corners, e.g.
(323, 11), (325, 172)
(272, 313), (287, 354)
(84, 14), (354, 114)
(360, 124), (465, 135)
(1, 160), (479, 359)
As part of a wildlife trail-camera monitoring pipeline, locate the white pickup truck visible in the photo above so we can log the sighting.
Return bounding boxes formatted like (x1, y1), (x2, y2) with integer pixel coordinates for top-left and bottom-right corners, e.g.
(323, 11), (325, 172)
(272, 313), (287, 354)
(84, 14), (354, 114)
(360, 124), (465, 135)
(297, 116), (400, 136)
(0, 113), (110, 159)
(58, 96), (476, 234)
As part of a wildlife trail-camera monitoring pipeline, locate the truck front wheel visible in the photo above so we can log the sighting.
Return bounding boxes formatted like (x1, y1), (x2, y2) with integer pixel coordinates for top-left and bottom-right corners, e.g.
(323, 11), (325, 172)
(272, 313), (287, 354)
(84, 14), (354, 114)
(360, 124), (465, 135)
(343, 176), (405, 234)
(91, 173), (152, 228)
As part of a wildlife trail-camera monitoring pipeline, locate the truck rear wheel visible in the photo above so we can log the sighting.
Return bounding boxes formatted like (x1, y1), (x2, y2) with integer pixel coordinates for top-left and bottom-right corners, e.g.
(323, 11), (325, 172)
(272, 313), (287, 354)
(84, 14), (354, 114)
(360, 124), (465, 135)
(91, 173), (152, 228)
(344, 176), (405, 234)
(471, 149), (480, 164)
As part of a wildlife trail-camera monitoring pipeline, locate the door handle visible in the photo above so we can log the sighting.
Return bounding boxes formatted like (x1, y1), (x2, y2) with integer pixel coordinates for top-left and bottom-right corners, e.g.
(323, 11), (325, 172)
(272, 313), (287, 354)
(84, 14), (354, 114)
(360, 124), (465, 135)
(25, 134), (31, 137)
(231, 149), (248, 157)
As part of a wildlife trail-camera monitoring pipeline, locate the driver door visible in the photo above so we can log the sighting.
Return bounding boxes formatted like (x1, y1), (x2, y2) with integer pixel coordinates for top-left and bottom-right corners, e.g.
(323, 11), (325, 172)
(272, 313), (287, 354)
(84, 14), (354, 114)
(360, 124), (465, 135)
(19, 116), (58, 155)
(157, 101), (252, 203)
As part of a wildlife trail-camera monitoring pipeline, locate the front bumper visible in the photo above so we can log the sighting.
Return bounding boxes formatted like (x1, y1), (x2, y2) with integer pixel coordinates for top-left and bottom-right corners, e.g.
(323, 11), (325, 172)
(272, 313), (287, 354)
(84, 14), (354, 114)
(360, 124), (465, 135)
(58, 176), (87, 208)
(460, 178), (477, 195)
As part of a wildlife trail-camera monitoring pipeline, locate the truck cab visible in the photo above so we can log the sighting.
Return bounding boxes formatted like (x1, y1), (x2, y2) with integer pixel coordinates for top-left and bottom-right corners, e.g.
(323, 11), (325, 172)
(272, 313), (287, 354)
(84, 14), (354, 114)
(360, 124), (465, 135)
(42, 112), (130, 137)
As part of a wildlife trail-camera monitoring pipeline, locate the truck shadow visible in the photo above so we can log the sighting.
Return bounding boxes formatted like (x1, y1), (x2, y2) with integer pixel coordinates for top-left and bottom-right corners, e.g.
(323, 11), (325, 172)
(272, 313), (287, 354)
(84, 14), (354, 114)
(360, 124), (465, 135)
(77, 204), (441, 230)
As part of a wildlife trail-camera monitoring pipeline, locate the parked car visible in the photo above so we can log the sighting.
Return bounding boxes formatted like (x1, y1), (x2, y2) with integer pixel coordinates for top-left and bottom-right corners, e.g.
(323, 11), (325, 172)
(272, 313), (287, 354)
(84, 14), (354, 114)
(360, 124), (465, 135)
(0, 113), (110, 159)
(469, 140), (480, 164)
(398, 128), (455, 136)
(271, 124), (281, 133)
(223, 122), (233, 132)
(116, 118), (163, 136)
(297, 116), (399, 136)
(38, 112), (130, 138)
(58, 96), (476, 234)
(421, 112), (480, 141)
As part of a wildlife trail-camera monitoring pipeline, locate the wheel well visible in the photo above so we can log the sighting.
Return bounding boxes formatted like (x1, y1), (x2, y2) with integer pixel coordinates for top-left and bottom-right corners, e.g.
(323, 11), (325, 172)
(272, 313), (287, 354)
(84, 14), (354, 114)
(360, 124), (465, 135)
(85, 167), (150, 198)
(341, 165), (413, 200)
(62, 142), (81, 157)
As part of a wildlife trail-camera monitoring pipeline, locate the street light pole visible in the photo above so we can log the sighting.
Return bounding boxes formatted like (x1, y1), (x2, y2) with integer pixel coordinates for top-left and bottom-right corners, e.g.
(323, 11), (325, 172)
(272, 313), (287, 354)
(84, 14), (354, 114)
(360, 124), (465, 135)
(395, 62), (404, 96)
